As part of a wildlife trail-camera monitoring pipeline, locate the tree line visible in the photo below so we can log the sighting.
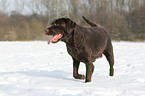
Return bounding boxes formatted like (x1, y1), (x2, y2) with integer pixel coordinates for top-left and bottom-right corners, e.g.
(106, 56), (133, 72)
(0, 0), (145, 41)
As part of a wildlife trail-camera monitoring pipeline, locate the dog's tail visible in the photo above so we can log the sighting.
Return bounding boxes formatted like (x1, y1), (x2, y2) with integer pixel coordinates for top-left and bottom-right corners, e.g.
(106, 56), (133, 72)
(82, 16), (97, 27)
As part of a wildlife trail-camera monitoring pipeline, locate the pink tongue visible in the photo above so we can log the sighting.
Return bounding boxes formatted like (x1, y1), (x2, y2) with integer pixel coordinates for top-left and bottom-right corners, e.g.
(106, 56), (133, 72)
(48, 34), (63, 44)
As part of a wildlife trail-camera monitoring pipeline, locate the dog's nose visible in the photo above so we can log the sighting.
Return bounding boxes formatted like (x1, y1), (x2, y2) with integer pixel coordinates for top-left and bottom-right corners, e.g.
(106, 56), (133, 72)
(45, 29), (49, 32)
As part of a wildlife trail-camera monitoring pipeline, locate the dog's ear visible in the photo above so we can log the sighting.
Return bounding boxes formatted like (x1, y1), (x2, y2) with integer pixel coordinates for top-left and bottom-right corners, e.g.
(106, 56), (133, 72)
(65, 18), (76, 34)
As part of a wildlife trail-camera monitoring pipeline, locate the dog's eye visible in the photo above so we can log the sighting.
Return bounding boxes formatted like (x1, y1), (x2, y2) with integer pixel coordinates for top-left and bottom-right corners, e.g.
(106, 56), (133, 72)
(54, 24), (59, 26)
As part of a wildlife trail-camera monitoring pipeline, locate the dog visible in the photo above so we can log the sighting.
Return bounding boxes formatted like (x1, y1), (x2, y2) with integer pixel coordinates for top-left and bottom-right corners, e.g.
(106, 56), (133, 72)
(45, 16), (114, 82)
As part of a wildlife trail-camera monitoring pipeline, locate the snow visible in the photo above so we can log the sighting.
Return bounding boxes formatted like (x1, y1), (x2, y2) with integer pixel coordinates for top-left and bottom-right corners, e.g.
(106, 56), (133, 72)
(0, 41), (145, 96)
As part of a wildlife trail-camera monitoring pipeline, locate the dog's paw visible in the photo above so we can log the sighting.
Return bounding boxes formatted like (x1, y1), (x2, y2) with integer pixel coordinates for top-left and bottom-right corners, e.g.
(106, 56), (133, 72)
(80, 75), (86, 80)
(74, 74), (85, 80)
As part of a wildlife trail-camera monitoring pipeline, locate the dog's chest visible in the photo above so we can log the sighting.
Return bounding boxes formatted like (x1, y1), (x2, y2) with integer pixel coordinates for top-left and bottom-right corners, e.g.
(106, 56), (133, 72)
(66, 43), (88, 61)
(66, 44), (78, 57)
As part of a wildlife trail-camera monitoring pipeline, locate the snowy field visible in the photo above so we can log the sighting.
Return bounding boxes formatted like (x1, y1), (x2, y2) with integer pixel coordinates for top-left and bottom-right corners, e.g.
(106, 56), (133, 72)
(0, 41), (145, 96)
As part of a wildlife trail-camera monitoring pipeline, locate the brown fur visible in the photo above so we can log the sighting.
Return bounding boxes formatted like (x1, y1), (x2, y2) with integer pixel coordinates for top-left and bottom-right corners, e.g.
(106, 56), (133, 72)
(45, 17), (114, 82)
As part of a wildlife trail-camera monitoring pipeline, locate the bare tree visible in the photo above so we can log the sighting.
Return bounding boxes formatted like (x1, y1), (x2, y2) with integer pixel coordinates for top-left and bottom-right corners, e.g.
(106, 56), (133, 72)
(14, 0), (25, 14)
(40, 0), (69, 24)
(27, 0), (36, 14)
(35, 0), (46, 16)
(0, 0), (10, 15)
(27, 0), (45, 15)
(65, 0), (70, 17)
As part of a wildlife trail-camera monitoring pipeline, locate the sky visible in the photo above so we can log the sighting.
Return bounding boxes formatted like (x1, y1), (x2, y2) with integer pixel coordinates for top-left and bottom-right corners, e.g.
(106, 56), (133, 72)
(0, 0), (32, 15)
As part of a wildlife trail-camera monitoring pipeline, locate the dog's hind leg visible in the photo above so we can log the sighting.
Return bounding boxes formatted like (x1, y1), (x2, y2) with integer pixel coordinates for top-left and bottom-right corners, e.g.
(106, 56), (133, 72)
(103, 44), (114, 76)
(73, 58), (85, 80)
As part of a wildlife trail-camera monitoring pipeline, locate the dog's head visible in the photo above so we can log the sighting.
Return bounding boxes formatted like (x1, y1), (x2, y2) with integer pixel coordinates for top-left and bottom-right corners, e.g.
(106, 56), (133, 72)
(45, 18), (76, 44)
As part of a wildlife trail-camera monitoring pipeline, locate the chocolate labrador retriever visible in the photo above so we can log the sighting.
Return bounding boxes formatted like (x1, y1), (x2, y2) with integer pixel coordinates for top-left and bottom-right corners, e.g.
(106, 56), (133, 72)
(45, 16), (114, 82)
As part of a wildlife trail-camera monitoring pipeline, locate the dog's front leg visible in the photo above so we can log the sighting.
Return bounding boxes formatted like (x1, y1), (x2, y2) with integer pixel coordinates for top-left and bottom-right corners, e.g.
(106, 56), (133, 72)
(85, 62), (94, 82)
(73, 58), (85, 80)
